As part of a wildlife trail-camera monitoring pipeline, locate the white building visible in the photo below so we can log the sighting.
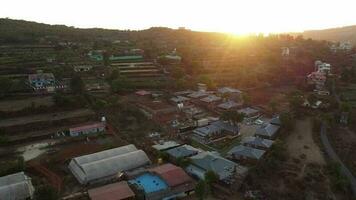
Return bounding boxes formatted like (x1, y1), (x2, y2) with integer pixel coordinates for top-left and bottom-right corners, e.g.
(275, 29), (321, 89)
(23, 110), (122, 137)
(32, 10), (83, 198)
(0, 172), (35, 200)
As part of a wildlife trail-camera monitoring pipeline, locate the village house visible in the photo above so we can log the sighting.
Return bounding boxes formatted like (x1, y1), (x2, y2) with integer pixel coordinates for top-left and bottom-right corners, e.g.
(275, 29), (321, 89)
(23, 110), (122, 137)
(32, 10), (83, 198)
(242, 136), (274, 150)
(200, 95), (222, 104)
(315, 60), (331, 74)
(129, 164), (195, 200)
(28, 72), (56, 92)
(74, 65), (93, 72)
(227, 145), (266, 163)
(165, 144), (202, 160)
(217, 100), (242, 110)
(0, 172), (35, 200)
(186, 151), (248, 185)
(238, 107), (260, 118)
(217, 87), (242, 102)
(69, 122), (106, 137)
(255, 123), (280, 139)
(193, 120), (239, 139)
(69, 144), (151, 185)
(170, 96), (190, 104)
(88, 181), (135, 200)
(152, 141), (181, 151)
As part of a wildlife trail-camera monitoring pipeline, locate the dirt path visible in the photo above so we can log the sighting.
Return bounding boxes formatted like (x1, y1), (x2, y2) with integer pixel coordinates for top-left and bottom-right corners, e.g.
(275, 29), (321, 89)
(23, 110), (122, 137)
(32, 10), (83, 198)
(286, 118), (325, 165)
(0, 108), (94, 128)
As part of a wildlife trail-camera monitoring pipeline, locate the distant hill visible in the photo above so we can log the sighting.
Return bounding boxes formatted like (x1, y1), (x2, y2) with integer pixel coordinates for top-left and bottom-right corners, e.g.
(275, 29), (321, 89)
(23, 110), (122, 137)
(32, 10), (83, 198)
(0, 18), (130, 44)
(300, 25), (356, 44)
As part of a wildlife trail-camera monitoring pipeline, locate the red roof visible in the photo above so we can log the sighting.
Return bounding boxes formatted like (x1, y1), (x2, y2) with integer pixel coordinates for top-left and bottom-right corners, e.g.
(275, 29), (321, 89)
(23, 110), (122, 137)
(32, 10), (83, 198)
(69, 122), (105, 132)
(88, 181), (135, 200)
(149, 164), (192, 187)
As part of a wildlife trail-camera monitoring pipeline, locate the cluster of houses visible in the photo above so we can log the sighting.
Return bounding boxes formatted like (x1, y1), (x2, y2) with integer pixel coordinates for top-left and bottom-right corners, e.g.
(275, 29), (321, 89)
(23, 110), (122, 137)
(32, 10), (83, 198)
(227, 116), (281, 164)
(28, 72), (66, 93)
(307, 60), (331, 96)
(330, 41), (353, 52)
(2, 144), (196, 200)
(152, 142), (248, 186)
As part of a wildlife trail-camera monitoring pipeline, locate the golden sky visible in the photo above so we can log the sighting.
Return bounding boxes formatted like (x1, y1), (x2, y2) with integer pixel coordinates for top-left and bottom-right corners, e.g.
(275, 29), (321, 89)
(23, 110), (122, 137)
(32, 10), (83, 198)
(1, 0), (356, 34)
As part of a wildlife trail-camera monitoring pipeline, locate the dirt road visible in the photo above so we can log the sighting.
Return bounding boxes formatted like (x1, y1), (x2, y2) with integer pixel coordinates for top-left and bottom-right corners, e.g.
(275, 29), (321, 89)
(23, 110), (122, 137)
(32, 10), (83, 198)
(0, 109), (94, 128)
(286, 118), (325, 165)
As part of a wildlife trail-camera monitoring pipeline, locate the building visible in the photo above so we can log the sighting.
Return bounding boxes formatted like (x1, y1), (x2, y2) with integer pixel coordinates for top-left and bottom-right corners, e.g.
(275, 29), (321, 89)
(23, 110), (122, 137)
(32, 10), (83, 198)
(186, 152), (248, 184)
(238, 107), (260, 118)
(129, 164), (195, 200)
(281, 47), (290, 56)
(0, 172), (35, 200)
(255, 123), (280, 139)
(193, 120), (239, 139)
(242, 136), (274, 150)
(28, 73), (56, 92)
(152, 141), (181, 151)
(227, 145), (266, 162)
(88, 181), (135, 200)
(69, 122), (106, 137)
(69, 144), (151, 184)
(170, 96), (190, 104)
(270, 116), (281, 126)
(111, 62), (162, 79)
(315, 61), (331, 74)
(217, 87), (242, 101)
(74, 65), (93, 72)
(188, 91), (209, 98)
(200, 95), (222, 103)
(165, 145), (201, 160)
(217, 100), (241, 110)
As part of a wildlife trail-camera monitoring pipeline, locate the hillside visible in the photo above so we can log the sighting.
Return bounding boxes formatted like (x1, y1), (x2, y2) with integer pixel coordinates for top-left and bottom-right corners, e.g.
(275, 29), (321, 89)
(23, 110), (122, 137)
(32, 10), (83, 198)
(301, 25), (356, 44)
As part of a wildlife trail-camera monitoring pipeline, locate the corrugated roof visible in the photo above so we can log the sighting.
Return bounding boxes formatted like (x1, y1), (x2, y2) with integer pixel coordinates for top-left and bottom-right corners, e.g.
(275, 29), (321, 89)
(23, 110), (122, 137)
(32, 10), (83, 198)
(69, 122), (105, 132)
(242, 136), (274, 148)
(228, 145), (266, 160)
(69, 145), (151, 184)
(88, 181), (135, 200)
(149, 164), (193, 187)
(255, 123), (280, 138)
(0, 172), (35, 200)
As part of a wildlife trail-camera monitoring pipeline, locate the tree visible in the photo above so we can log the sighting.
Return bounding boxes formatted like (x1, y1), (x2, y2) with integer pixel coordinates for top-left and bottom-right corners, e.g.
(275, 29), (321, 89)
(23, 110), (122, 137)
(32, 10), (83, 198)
(221, 110), (245, 126)
(109, 69), (119, 81)
(288, 90), (304, 112)
(103, 51), (110, 66)
(195, 180), (207, 200)
(242, 93), (251, 105)
(268, 98), (278, 113)
(70, 75), (85, 94)
(0, 77), (12, 97)
(205, 170), (218, 185)
(280, 112), (295, 132)
(34, 185), (58, 200)
(340, 102), (351, 112)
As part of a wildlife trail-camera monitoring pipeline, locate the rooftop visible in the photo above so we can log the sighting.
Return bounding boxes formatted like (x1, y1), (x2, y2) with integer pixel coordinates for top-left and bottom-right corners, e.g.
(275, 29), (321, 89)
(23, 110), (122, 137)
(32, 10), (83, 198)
(238, 107), (259, 116)
(218, 87), (242, 94)
(166, 145), (201, 159)
(88, 181), (135, 200)
(217, 101), (241, 110)
(255, 123), (280, 138)
(242, 136), (274, 149)
(129, 173), (168, 194)
(69, 122), (105, 132)
(188, 151), (248, 181)
(200, 95), (222, 103)
(228, 145), (266, 160)
(152, 141), (181, 151)
(149, 163), (193, 187)
(0, 172), (35, 200)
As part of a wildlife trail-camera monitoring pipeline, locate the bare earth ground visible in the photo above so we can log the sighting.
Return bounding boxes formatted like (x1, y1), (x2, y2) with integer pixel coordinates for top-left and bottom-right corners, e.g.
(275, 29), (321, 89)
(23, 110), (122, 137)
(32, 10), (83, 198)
(0, 108), (94, 127)
(286, 118), (325, 165)
(0, 96), (54, 112)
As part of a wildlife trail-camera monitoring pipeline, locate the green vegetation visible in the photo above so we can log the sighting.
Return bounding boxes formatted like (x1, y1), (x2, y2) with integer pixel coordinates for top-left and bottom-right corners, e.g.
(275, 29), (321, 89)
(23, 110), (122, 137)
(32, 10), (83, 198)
(34, 185), (58, 200)
(195, 180), (208, 200)
(327, 162), (350, 192)
(70, 75), (85, 94)
(0, 157), (25, 177)
(221, 110), (245, 126)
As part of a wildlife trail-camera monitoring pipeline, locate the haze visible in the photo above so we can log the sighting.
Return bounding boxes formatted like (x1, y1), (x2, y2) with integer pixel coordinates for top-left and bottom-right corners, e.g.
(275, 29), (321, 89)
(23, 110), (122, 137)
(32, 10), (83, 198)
(1, 0), (356, 34)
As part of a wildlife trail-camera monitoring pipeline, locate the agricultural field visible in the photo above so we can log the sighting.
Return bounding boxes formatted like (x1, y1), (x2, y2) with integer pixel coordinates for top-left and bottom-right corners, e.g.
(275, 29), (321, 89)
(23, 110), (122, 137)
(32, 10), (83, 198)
(340, 84), (356, 107)
(0, 96), (54, 112)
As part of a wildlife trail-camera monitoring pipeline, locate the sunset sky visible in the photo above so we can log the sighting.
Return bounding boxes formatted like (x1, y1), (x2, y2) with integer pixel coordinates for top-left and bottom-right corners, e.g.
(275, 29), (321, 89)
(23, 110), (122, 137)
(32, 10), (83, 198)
(1, 0), (356, 34)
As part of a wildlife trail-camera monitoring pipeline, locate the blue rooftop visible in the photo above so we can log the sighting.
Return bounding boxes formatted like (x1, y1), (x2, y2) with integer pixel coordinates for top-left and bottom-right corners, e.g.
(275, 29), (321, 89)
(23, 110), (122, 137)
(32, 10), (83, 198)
(129, 173), (168, 194)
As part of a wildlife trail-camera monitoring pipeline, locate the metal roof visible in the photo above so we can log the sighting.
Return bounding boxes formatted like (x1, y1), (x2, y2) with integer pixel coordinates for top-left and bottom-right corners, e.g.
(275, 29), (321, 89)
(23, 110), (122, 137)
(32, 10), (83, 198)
(188, 152), (247, 181)
(242, 136), (274, 149)
(228, 145), (266, 160)
(88, 181), (135, 200)
(69, 145), (151, 184)
(255, 123), (280, 138)
(166, 145), (201, 159)
(0, 172), (35, 200)
(149, 164), (193, 187)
